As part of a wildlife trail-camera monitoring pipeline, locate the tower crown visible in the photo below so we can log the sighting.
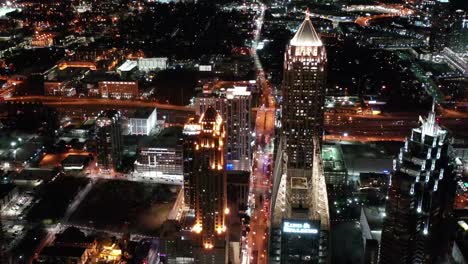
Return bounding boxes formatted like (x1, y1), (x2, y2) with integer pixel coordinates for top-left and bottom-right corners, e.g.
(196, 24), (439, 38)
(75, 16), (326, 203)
(290, 11), (322, 47)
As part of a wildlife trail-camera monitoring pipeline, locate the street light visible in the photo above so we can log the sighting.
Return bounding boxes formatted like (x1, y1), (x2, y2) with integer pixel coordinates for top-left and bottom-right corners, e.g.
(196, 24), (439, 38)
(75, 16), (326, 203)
(10, 141), (16, 147)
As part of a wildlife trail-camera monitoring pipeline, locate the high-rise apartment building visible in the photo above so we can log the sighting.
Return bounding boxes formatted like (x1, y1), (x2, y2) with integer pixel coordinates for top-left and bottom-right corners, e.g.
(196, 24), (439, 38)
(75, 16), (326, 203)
(95, 110), (123, 172)
(379, 107), (458, 264)
(195, 86), (252, 171)
(188, 107), (228, 261)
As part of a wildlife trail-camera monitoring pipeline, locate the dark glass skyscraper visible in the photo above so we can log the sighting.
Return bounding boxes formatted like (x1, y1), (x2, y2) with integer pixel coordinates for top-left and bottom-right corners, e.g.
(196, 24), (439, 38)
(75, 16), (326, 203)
(183, 116), (200, 209)
(95, 110), (123, 172)
(379, 108), (458, 264)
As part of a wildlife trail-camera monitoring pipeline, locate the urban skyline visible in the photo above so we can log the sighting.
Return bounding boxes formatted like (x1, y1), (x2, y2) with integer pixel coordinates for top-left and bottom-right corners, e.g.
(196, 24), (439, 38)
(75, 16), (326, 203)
(0, 0), (466, 263)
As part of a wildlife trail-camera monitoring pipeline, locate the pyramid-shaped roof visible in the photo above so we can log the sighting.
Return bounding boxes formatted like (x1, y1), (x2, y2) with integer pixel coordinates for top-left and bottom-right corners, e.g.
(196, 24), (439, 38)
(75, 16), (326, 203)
(290, 12), (322, 47)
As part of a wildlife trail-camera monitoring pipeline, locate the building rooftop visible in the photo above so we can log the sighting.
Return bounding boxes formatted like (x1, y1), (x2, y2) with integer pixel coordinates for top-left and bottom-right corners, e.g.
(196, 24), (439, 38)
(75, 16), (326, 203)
(341, 143), (393, 175)
(61, 155), (90, 165)
(40, 246), (87, 258)
(130, 108), (156, 119)
(290, 12), (322, 47)
(15, 168), (55, 182)
(117, 60), (138, 72)
(139, 126), (183, 148)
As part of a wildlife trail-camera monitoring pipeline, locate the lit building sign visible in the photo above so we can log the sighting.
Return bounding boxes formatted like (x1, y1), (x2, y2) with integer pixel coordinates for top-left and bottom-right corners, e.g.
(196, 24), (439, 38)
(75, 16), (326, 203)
(283, 221), (318, 234)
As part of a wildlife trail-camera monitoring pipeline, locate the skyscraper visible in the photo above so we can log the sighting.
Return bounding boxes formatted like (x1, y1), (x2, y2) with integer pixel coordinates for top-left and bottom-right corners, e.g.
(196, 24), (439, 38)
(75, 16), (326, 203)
(195, 86), (252, 171)
(270, 12), (330, 263)
(281, 12), (327, 170)
(95, 110), (123, 172)
(379, 107), (458, 264)
(183, 116), (201, 209)
(189, 107), (228, 259)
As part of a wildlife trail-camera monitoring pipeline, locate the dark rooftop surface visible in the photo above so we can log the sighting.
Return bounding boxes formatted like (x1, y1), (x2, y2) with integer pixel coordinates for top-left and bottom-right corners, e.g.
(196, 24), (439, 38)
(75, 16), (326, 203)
(82, 71), (121, 84)
(61, 154), (90, 165)
(40, 246), (87, 257)
(0, 183), (16, 198)
(15, 168), (55, 182)
(138, 126), (183, 148)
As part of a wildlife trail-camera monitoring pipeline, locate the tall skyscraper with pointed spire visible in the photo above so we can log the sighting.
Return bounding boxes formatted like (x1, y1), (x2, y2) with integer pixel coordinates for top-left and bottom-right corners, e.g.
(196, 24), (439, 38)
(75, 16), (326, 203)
(281, 11), (327, 171)
(379, 106), (458, 264)
(270, 11), (330, 264)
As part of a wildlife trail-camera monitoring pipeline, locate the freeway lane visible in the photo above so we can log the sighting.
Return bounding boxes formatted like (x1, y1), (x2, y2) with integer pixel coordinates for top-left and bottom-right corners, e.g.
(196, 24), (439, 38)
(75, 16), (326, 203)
(325, 109), (468, 142)
(4, 96), (195, 112)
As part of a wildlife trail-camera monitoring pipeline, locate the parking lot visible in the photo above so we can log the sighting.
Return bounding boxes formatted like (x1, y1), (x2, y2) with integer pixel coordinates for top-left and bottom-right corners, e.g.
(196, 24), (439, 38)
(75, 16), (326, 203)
(1, 193), (35, 220)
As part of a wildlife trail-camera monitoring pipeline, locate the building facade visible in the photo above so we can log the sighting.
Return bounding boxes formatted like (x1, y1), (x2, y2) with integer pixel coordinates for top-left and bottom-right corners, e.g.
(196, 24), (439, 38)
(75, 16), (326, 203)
(182, 117), (200, 209)
(95, 110), (123, 172)
(195, 86), (252, 171)
(379, 108), (458, 264)
(133, 127), (184, 184)
(138, 57), (168, 72)
(279, 219), (321, 263)
(281, 13), (327, 170)
(188, 107), (228, 259)
(134, 147), (183, 183)
(270, 12), (330, 264)
(128, 108), (157, 136)
(98, 81), (139, 99)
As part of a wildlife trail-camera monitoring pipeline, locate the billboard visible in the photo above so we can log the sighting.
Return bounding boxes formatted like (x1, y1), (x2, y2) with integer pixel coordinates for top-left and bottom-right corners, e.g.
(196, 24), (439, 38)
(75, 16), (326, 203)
(283, 221), (319, 234)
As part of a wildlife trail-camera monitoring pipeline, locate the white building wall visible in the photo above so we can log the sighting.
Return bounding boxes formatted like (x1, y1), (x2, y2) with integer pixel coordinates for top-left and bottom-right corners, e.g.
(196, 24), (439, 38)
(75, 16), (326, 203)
(128, 108), (157, 136)
(138, 58), (168, 72)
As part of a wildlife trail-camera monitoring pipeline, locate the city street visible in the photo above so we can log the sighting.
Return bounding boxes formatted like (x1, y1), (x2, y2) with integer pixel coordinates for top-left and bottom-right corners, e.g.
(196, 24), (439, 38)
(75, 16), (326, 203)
(245, 3), (276, 264)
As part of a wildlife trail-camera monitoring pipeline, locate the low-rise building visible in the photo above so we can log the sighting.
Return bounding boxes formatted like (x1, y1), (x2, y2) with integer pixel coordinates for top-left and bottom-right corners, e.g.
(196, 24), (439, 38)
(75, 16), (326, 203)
(98, 81), (138, 99)
(133, 127), (183, 184)
(44, 80), (76, 97)
(138, 57), (168, 72)
(31, 33), (54, 47)
(38, 246), (92, 264)
(61, 155), (91, 171)
(128, 108), (157, 136)
(117, 60), (138, 78)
